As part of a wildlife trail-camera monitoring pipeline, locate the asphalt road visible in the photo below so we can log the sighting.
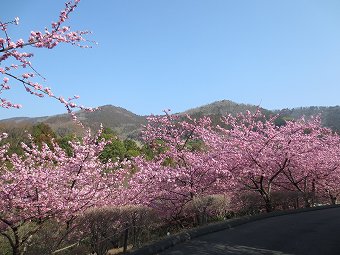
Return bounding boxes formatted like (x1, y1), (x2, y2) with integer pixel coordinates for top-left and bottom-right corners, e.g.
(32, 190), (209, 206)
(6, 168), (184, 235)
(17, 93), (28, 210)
(159, 207), (340, 255)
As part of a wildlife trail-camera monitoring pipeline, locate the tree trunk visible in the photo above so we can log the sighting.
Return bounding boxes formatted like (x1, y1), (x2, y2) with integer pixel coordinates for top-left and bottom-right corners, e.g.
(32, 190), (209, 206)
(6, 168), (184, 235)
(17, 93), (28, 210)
(294, 196), (299, 209)
(123, 224), (129, 253)
(261, 191), (273, 213)
(12, 246), (21, 255)
(12, 227), (22, 255)
(264, 200), (273, 213)
(303, 195), (312, 208)
(304, 200), (311, 208)
(330, 194), (337, 205)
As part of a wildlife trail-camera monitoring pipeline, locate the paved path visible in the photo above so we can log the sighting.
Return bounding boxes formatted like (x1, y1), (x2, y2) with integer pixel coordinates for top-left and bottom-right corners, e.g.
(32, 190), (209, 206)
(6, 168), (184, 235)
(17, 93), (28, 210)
(160, 207), (340, 255)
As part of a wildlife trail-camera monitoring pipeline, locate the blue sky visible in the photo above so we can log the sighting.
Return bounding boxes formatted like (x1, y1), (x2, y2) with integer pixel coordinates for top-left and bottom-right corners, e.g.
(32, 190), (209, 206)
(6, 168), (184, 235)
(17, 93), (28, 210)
(1, 0), (340, 118)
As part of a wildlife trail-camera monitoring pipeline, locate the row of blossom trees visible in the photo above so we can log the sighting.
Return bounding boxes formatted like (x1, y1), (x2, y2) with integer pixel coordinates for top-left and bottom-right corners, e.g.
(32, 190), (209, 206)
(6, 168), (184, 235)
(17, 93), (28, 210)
(125, 110), (340, 221)
(2, 109), (339, 254)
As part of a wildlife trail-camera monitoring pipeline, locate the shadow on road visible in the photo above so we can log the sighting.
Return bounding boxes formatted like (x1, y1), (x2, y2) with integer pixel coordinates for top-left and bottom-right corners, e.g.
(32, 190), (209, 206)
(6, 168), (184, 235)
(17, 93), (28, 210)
(162, 240), (293, 255)
(157, 207), (340, 255)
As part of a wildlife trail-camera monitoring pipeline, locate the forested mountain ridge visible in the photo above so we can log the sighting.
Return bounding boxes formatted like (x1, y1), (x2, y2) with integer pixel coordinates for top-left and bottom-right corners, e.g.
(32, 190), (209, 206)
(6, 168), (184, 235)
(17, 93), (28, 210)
(181, 100), (272, 126)
(184, 101), (340, 132)
(1, 101), (340, 139)
(0, 105), (147, 140)
(275, 106), (340, 132)
(183, 100), (263, 116)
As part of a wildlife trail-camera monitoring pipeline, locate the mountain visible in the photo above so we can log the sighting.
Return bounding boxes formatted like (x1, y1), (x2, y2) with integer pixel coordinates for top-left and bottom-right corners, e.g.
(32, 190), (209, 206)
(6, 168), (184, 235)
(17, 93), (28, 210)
(276, 106), (340, 132)
(1, 101), (340, 140)
(187, 101), (340, 132)
(181, 100), (272, 126)
(1, 100), (269, 139)
(0, 105), (147, 139)
(183, 100), (271, 116)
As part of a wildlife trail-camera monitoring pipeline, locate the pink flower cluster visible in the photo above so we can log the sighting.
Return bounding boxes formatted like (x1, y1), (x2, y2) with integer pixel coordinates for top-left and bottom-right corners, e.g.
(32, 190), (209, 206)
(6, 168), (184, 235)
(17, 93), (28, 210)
(124, 110), (340, 217)
(0, 128), (128, 253)
(0, 0), (94, 113)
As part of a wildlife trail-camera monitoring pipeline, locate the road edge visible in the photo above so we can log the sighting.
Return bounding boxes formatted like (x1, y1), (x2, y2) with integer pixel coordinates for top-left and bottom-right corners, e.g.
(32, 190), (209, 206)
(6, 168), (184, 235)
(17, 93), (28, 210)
(127, 204), (340, 255)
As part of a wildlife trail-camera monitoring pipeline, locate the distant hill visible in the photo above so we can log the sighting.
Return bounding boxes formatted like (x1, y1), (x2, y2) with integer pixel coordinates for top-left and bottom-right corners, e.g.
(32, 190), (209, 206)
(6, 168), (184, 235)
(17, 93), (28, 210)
(0, 105), (147, 139)
(276, 106), (340, 132)
(187, 101), (340, 133)
(182, 100), (272, 126)
(1, 101), (340, 140)
(184, 100), (263, 116)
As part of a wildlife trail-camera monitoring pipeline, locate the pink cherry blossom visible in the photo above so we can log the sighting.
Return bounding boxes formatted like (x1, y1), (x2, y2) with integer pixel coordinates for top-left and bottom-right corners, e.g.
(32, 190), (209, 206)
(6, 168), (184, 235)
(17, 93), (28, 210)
(0, 128), (127, 254)
(0, 0), (94, 113)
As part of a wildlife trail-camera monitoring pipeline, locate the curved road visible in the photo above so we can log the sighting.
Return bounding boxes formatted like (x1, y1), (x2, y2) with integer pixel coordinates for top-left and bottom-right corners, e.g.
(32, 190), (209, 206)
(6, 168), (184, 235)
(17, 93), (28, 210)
(160, 207), (340, 255)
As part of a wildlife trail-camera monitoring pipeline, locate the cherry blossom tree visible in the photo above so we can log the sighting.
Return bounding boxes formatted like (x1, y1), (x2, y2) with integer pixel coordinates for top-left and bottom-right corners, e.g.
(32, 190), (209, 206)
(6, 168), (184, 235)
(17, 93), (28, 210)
(305, 130), (340, 205)
(276, 119), (336, 207)
(202, 111), (340, 212)
(0, 129), (127, 255)
(0, 0), (94, 115)
(125, 112), (235, 225)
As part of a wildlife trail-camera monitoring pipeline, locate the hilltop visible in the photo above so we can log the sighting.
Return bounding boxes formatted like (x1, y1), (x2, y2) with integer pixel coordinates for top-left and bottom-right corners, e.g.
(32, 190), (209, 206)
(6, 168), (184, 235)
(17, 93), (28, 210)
(1, 100), (340, 138)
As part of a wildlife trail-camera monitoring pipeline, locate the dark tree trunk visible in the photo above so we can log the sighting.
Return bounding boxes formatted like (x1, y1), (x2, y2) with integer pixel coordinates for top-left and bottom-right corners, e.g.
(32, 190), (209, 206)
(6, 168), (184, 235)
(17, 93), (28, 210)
(123, 224), (129, 253)
(265, 200), (273, 213)
(12, 227), (22, 255)
(330, 194), (337, 205)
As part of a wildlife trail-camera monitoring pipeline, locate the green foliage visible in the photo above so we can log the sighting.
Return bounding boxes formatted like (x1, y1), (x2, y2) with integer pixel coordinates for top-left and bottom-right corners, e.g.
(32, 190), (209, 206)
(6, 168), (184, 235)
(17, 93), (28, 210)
(0, 122), (57, 156)
(124, 139), (141, 158)
(0, 122), (32, 156)
(100, 139), (127, 163)
(140, 144), (155, 160)
(99, 127), (142, 163)
(185, 139), (205, 152)
(32, 123), (56, 148)
(56, 134), (78, 156)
